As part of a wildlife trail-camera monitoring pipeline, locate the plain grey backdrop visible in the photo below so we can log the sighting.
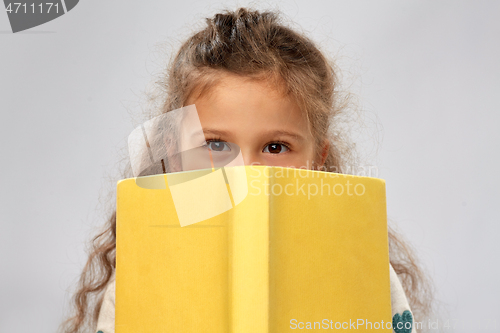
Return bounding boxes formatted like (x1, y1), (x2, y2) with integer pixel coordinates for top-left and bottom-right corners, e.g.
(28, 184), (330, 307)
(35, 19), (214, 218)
(1, 1), (499, 332)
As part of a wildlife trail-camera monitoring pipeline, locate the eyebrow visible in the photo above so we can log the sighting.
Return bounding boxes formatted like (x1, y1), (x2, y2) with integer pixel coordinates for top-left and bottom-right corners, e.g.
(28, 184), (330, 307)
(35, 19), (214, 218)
(201, 129), (231, 137)
(262, 130), (306, 142)
(201, 128), (306, 142)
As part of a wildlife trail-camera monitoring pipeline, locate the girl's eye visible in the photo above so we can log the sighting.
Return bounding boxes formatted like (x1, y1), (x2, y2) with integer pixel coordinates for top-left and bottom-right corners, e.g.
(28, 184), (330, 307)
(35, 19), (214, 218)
(263, 143), (289, 154)
(206, 141), (231, 152)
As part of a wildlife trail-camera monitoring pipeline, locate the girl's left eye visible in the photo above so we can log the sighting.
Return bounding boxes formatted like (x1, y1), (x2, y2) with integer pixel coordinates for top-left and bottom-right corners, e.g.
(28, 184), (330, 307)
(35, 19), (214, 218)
(263, 143), (289, 154)
(205, 141), (231, 152)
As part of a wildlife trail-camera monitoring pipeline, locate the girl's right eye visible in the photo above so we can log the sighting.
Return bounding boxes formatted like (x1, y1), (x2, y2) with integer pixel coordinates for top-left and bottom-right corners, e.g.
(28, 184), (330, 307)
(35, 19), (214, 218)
(205, 141), (231, 152)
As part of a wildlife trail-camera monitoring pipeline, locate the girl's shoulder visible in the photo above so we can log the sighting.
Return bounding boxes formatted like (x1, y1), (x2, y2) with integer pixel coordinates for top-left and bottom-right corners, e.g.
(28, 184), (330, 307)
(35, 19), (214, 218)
(96, 265), (417, 333)
(390, 264), (417, 333)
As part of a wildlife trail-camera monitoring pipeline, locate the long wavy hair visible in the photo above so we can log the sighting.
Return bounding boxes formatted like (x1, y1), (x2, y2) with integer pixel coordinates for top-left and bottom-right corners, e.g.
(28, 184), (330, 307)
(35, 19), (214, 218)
(60, 7), (434, 333)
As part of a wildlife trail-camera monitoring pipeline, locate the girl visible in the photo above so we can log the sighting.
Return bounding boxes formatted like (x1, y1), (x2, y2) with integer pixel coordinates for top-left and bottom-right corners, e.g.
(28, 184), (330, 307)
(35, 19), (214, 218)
(61, 7), (433, 333)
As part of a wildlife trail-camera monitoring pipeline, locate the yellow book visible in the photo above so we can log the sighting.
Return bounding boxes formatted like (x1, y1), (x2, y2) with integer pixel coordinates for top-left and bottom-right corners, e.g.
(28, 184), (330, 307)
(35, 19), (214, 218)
(116, 165), (392, 332)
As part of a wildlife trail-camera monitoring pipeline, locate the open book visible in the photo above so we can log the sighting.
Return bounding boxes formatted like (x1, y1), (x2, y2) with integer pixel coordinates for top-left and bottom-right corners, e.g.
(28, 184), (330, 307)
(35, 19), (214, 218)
(116, 165), (392, 332)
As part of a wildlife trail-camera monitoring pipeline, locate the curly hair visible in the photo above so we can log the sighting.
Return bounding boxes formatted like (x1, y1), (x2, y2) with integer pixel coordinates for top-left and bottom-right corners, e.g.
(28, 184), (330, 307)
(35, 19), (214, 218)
(60, 7), (434, 333)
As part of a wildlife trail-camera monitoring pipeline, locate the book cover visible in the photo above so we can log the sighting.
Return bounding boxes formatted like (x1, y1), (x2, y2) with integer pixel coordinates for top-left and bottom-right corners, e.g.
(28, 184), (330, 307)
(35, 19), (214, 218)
(116, 165), (392, 332)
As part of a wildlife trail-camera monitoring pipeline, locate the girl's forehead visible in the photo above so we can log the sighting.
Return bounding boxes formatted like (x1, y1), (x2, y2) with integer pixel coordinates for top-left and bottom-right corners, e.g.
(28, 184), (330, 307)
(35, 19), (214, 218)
(190, 76), (310, 132)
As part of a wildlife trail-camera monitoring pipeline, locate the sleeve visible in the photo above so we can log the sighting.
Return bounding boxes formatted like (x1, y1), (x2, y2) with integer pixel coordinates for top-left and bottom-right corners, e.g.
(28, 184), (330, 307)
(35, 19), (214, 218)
(389, 263), (417, 333)
(95, 272), (116, 333)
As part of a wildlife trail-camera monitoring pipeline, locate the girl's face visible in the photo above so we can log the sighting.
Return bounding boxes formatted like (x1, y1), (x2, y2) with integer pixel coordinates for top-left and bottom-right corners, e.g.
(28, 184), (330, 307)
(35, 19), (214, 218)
(185, 75), (327, 170)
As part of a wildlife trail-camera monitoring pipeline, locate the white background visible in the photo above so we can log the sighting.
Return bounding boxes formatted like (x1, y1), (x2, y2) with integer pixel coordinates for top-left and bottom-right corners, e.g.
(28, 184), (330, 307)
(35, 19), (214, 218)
(1, 1), (499, 332)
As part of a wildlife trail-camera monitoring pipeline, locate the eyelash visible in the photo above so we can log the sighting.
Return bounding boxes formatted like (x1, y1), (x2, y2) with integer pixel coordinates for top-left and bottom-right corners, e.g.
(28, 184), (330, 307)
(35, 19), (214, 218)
(263, 140), (291, 154)
(204, 136), (225, 145)
(204, 137), (291, 154)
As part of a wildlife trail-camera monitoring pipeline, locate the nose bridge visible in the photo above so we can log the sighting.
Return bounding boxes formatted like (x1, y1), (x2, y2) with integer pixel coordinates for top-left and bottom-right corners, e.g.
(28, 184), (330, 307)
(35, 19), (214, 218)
(240, 146), (262, 167)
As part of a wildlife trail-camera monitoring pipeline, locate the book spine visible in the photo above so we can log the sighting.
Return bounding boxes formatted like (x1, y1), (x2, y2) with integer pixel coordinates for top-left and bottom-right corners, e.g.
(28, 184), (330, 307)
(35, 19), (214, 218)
(229, 165), (270, 333)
